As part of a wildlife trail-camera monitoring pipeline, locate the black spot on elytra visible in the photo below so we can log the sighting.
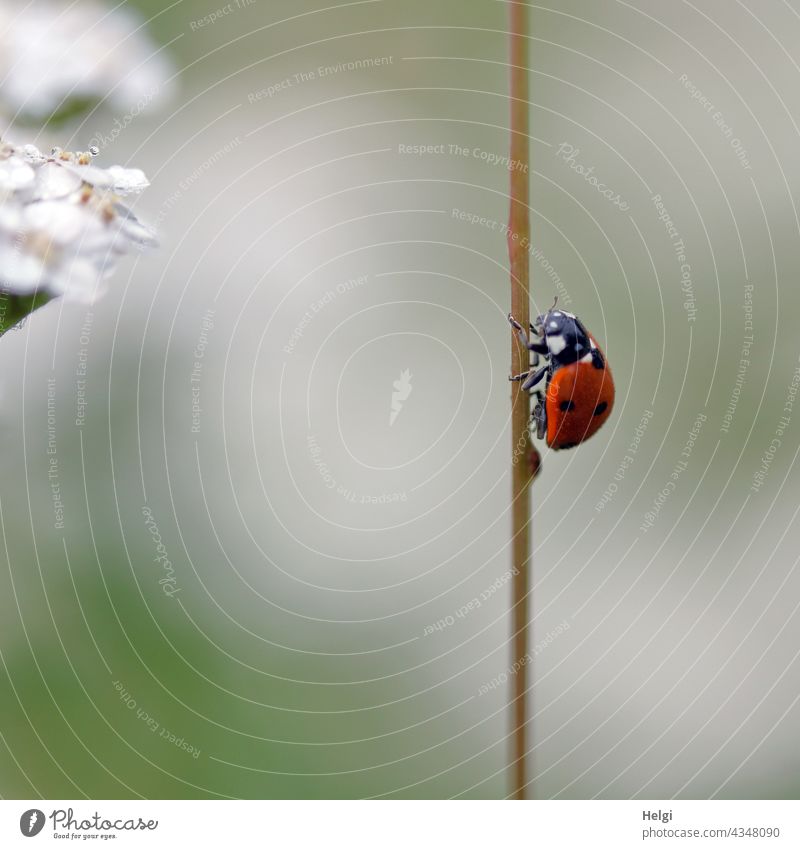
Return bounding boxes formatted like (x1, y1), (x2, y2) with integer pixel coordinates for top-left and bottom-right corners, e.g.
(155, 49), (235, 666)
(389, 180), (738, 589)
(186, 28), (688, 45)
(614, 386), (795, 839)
(594, 401), (608, 416)
(558, 441), (578, 450)
(560, 400), (576, 412)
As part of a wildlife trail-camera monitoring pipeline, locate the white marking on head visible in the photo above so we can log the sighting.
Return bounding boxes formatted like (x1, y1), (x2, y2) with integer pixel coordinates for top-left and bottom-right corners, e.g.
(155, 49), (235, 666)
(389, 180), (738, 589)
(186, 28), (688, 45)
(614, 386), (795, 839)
(548, 334), (566, 355)
(580, 351), (593, 363)
(549, 320), (558, 329)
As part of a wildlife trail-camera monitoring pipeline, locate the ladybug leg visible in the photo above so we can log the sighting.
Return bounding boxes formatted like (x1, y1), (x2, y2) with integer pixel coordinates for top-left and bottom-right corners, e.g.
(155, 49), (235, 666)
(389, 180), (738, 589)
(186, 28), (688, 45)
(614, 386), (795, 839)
(508, 313), (548, 354)
(509, 365), (547, 387)
(521, 365), (548, 392)
(508, 313), (543, 337)
(533, 391), (547, 440)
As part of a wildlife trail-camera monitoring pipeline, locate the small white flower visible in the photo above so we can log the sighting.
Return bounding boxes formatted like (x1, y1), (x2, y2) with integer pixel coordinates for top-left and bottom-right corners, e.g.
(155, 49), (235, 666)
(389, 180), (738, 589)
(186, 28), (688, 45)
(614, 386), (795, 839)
(0, 141), (156, 305)
(0, 156), (36, 193)
(60, 163), (150, 195)
(0, 1), (171, 120)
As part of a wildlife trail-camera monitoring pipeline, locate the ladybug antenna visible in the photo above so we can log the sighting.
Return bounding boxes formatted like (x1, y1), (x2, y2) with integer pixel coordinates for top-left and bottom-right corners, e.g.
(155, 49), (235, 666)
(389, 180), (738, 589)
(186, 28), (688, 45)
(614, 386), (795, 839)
(550, 296), (559, 311)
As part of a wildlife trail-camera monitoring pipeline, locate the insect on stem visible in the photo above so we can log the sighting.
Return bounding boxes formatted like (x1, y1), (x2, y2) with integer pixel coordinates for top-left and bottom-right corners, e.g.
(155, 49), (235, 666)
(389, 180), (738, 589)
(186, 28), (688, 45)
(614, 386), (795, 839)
(508, 0), (533, 801)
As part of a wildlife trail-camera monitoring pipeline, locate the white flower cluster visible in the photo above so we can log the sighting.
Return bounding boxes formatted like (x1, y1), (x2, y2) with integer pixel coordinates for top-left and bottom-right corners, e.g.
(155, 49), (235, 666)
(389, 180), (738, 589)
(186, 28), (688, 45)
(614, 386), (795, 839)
(0, 141), (156, 303)
(0, 1), (170, 120)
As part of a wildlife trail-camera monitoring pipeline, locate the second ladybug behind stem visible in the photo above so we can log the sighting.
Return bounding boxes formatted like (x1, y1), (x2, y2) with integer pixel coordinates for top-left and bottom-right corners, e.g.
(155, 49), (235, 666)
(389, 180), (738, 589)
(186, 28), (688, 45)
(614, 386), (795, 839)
(509, 300), (614, 450)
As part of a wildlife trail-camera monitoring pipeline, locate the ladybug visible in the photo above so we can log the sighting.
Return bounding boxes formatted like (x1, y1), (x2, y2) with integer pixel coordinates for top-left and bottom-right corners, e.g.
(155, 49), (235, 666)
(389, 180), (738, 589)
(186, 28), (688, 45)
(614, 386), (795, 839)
(509, 299), (614, 450)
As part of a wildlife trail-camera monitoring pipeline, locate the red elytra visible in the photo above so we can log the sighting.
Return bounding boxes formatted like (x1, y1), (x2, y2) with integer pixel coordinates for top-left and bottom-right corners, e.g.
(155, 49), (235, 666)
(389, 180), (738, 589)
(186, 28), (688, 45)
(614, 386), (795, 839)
(545, 339), (614, 450)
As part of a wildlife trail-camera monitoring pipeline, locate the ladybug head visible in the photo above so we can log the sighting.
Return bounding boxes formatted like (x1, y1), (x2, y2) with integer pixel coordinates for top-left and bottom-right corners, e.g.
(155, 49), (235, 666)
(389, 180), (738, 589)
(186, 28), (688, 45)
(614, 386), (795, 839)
(538, 308), (577, 335)
(531, 296), (562, 331)
(534, 299), (592, 368)
(533, 297), (575, 339)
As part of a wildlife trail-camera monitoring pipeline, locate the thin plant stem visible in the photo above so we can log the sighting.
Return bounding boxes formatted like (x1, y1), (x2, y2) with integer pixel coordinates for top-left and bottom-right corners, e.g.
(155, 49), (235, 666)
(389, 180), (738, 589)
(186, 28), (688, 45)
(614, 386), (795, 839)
(508, 0), (533, 801)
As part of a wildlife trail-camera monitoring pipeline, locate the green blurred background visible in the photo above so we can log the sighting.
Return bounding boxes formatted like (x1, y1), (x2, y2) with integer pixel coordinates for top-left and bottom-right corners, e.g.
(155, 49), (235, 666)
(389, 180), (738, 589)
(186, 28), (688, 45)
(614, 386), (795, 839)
(1, 0), (799, 799)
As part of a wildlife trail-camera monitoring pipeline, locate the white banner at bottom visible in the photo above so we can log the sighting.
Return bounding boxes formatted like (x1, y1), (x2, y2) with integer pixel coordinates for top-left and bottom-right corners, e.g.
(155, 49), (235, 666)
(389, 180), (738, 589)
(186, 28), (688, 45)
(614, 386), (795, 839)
(1, 799), (797, 848)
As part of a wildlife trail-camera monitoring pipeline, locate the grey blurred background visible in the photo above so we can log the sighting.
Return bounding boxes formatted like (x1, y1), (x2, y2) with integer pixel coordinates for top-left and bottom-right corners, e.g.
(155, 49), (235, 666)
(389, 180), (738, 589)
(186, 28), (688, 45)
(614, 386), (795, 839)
(1, 0), (799, 799)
